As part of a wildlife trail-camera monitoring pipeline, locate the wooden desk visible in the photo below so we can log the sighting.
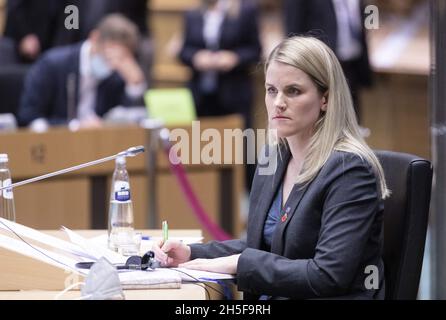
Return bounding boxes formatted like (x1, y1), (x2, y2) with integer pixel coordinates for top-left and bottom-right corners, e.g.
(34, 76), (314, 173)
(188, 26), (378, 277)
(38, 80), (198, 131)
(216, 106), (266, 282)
(0, 115), (245, 241)
(0, 284), (206, 300)
(0, 229), (207, 300)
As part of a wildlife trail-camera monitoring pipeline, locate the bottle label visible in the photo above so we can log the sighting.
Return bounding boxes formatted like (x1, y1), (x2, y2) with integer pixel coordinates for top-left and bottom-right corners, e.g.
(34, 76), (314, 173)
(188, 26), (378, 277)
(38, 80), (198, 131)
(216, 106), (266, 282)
(2, 179), (13, 200)
(114, 181), (131, 202)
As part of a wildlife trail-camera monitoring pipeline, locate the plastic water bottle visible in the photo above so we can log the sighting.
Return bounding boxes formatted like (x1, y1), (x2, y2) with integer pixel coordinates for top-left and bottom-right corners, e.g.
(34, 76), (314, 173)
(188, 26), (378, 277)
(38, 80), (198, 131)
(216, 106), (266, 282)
(0, 154), (16, 222)
(107, 156), (136, 255)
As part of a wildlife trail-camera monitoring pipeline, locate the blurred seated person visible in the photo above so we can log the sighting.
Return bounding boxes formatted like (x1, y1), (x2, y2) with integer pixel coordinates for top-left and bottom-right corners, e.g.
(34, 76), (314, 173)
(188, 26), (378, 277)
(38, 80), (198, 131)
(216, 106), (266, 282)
(3, 0), (58, 63)
(18, 14), (147, 129)
(53, 0), (153, 85)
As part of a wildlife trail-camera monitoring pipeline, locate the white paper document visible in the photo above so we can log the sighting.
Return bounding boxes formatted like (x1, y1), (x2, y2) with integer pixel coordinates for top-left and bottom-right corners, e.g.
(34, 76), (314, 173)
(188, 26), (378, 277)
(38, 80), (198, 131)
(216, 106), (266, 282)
(89, 234), (204, 254)
(0, 218), (227, 289)
(118, 268), (182, 289)
(116, 267), (233, 288)
(0, 233), (87, 275)
(62, 226), (126, 264)
(0, 218), (93, 260)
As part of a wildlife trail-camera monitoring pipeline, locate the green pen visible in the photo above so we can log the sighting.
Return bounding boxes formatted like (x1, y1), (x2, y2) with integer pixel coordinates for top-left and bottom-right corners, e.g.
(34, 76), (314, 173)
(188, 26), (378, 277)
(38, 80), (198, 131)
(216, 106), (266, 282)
(162, 220), (169, 242)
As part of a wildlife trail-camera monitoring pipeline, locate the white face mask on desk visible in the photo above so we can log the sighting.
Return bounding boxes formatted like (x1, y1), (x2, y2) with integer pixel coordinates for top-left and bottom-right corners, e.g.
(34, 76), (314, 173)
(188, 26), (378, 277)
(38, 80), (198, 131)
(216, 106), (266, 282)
(81, 258), (124, 300)
(90, 54), (113, 81)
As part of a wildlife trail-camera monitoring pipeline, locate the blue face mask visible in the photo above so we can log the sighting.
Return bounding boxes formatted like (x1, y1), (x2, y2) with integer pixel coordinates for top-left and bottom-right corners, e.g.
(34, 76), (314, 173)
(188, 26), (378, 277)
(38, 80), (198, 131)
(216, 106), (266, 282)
(90, 54), (112, 81)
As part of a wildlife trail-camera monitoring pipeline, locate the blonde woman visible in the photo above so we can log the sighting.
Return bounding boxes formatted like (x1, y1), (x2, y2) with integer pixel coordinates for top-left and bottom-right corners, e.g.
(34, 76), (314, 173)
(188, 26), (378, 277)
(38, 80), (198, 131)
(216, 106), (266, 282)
(154, 36), (389, 300)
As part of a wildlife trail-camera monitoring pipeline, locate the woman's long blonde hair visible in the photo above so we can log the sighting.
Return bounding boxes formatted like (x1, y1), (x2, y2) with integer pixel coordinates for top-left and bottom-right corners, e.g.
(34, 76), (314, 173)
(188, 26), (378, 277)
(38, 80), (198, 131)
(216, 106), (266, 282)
(265, 36), (390, 199)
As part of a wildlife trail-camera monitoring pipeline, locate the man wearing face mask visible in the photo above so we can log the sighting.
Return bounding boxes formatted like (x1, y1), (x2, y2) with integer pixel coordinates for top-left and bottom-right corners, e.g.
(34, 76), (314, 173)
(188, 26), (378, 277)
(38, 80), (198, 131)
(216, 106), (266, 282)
(18, 14), (147, 129)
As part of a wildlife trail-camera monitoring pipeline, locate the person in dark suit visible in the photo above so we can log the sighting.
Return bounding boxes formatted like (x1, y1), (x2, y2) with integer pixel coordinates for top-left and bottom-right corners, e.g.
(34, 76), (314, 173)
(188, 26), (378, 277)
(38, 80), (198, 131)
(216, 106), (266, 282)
(283, 0), (372, 125)
(18, 14), (147, 129)
(52, 0), (153, 84)
(179, 0), (261, 191)
(179, 0), (261, 129)
(3, 0), (59, 62)
(153, 36), (389, 299)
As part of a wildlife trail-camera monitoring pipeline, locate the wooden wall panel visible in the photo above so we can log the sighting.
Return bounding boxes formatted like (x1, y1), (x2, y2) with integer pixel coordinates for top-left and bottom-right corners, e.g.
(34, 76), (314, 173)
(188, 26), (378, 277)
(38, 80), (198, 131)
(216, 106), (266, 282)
(14, 178), (90, 230)
(362, 74), (430, 159)
(0, 0), (5, 35)
(158, 171), (219, 242)
(124, 174), (149, 229)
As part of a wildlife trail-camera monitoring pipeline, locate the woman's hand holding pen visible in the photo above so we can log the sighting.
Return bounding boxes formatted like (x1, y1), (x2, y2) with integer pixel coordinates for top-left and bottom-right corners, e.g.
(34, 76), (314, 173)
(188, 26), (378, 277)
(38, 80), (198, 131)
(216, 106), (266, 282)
(152, 240), (191, 267)
(153, 240), (240, 274)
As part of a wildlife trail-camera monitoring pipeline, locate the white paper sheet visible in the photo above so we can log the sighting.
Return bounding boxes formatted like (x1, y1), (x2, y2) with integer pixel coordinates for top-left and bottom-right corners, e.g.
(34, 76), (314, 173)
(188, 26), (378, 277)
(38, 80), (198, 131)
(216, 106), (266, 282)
(0, 218), (93, 260)
(0, 233), (87, 275)
(89, 234), (203, 256)
(62, 227), (126, 264)
(118, 268), (182, 289)
(0, 219), (226, 289)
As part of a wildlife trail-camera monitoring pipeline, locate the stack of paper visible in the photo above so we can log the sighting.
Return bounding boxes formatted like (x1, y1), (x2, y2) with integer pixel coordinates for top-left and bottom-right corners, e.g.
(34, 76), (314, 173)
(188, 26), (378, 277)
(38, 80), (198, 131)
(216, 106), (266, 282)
(0, 218), (234, 290)
(119, 269), (181, 289)
(0, 219), (179, 288)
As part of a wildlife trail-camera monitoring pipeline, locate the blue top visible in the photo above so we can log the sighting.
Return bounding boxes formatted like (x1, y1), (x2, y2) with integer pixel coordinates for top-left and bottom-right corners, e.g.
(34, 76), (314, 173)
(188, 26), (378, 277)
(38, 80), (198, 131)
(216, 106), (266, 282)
(263, 183), (283, 251)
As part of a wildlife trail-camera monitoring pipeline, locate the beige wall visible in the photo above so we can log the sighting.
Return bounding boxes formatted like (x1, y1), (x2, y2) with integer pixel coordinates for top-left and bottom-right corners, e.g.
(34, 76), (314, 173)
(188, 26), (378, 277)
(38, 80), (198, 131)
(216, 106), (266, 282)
(0, 0), (5, 35)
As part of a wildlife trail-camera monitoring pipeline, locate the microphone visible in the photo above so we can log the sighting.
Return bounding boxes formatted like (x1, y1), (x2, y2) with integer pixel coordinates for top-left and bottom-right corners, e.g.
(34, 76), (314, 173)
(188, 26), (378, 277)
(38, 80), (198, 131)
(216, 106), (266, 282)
(0, 146), (145, 191)
(122, 146), (145, 157)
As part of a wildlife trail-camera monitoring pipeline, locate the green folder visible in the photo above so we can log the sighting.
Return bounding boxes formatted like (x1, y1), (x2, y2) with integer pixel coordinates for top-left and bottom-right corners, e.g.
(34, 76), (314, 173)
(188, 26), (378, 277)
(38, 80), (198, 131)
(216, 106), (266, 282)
(144, 88), (197, 126)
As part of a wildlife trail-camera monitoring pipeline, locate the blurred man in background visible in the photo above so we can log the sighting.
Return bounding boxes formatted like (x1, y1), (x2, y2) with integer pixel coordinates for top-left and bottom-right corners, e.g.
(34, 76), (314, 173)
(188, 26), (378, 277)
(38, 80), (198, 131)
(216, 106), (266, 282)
(53, 0), (153, 84)
(1, 0), (152, 82)
(18, 14), (147, 129)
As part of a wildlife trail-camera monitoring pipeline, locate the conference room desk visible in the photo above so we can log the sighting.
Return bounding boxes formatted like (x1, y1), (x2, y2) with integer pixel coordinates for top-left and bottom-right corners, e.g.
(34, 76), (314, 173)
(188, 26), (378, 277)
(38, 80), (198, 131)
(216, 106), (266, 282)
(0, 284), (206, 300)
(0, 229), (208, 300)
(0, 115), (245, 241)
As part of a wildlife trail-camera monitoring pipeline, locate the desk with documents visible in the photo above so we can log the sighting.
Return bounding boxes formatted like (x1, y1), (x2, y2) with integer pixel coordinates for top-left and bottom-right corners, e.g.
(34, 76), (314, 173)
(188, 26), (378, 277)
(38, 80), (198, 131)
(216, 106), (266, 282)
(0, 229), (209, 300)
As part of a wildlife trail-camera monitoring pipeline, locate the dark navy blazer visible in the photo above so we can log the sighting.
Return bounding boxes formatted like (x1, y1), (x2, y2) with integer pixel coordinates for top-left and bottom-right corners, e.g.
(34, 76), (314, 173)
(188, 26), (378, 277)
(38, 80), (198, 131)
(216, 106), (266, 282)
(190, 147), (385, 300)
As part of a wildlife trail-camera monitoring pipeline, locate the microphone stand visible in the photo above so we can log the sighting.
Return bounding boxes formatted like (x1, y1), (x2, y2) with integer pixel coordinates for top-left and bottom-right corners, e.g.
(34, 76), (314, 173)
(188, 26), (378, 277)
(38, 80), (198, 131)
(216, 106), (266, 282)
(0, 146), (145, 191)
